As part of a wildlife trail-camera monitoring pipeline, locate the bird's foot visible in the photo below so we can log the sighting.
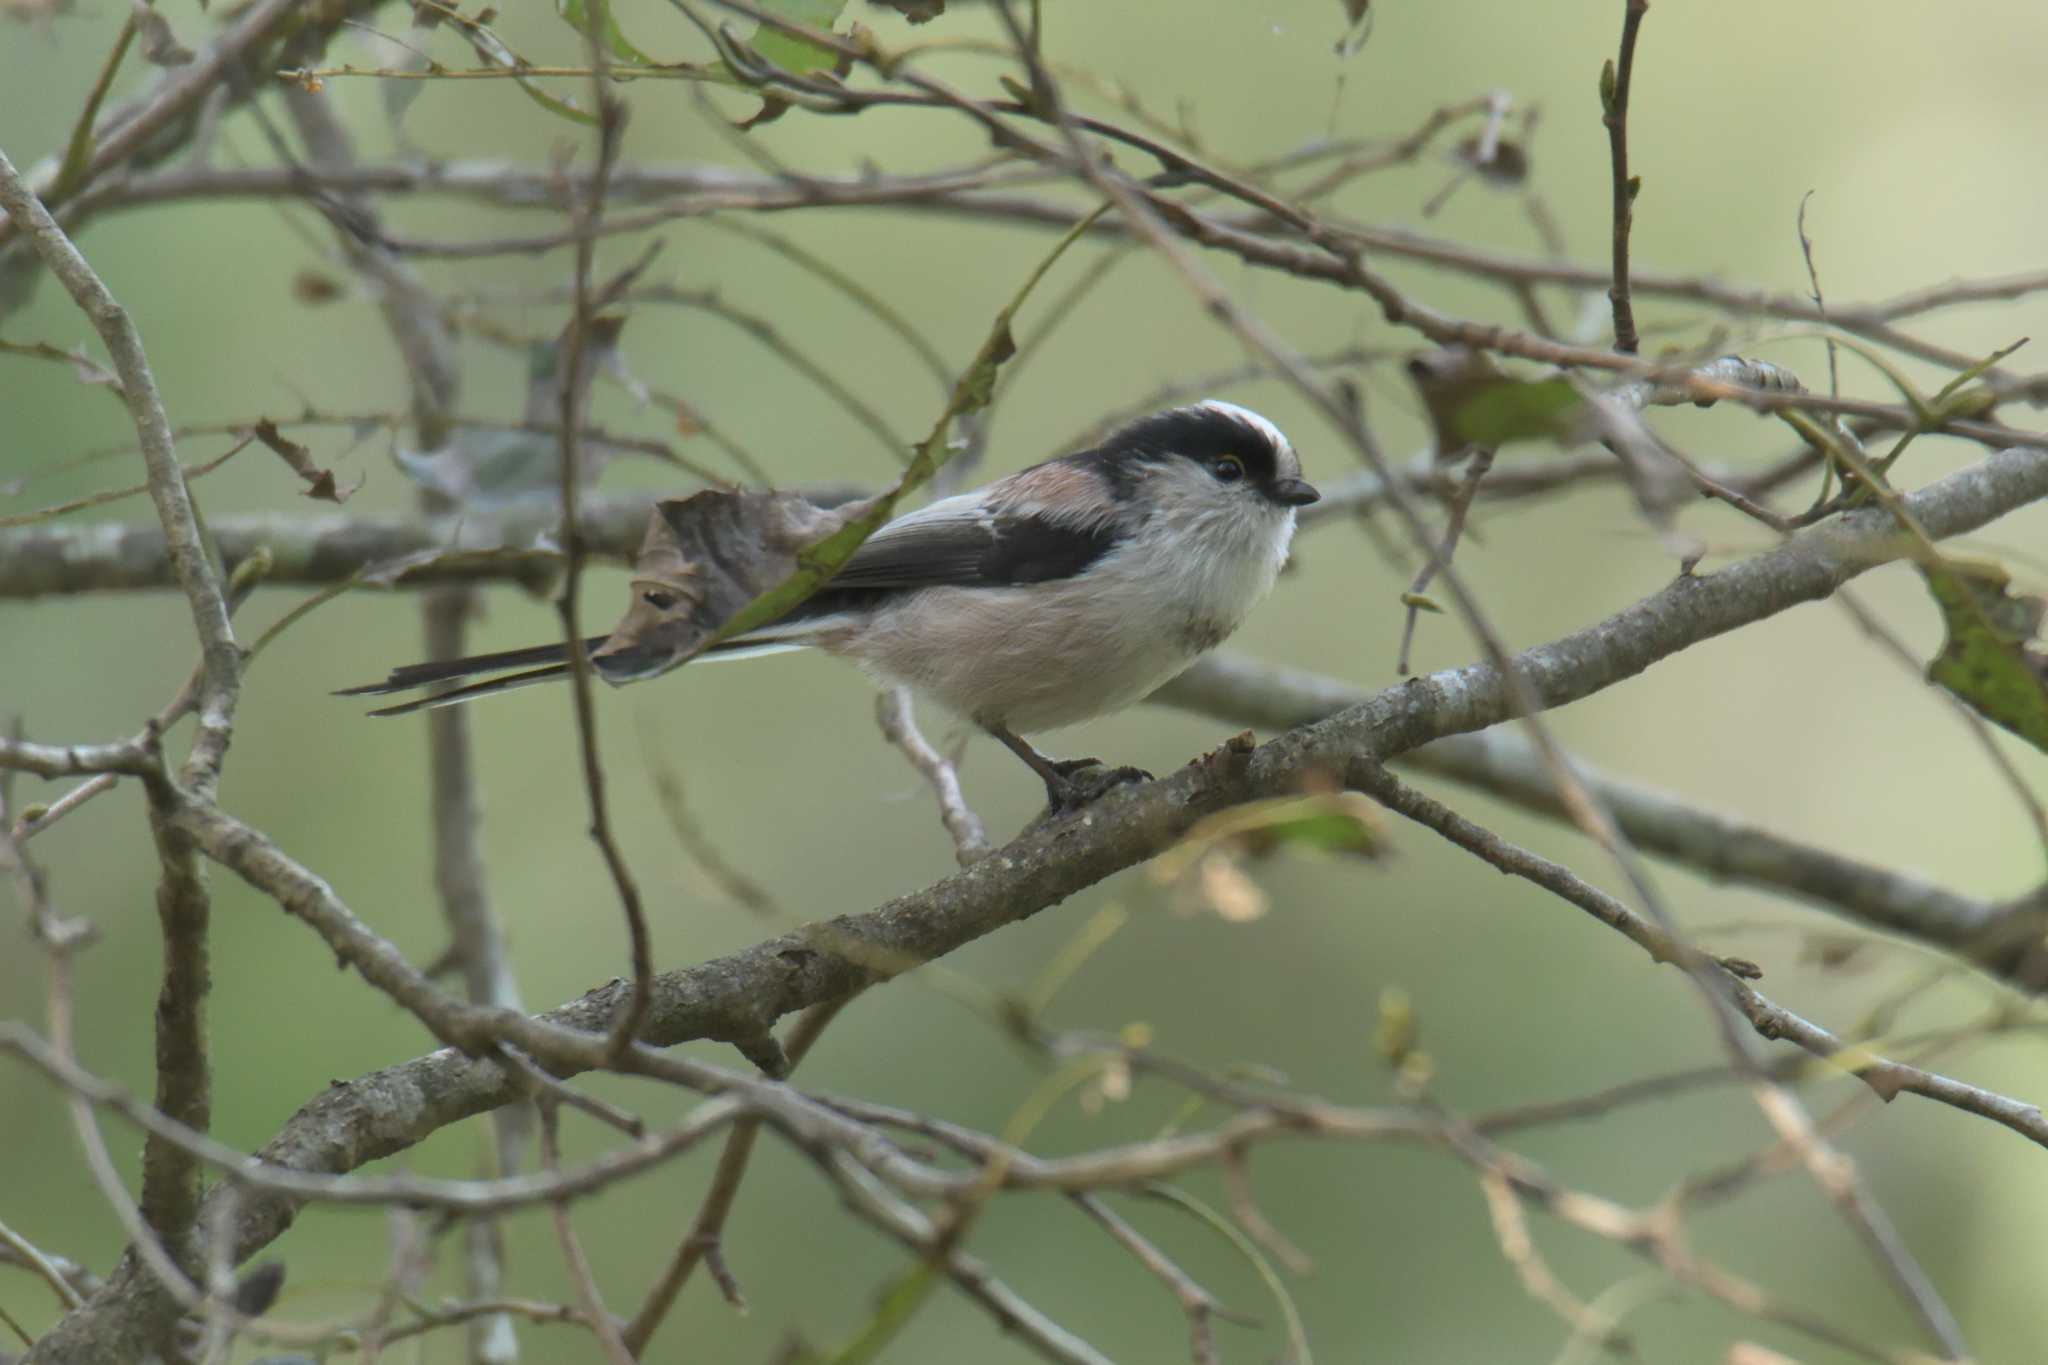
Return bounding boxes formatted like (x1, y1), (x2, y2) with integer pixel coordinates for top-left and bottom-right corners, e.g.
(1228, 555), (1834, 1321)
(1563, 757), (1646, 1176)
(1041, 758), (1153, 813)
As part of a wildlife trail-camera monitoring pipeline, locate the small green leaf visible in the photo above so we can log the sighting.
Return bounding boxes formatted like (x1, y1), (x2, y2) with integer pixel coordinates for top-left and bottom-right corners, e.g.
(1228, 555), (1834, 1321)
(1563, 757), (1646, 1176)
(749, 0), (846, 77)
(1920, 556), (2048, 754)
(1455, 375), (1583, 445)
(1374, 986), (1417, 1067)
(1407, 350), (1584, 451)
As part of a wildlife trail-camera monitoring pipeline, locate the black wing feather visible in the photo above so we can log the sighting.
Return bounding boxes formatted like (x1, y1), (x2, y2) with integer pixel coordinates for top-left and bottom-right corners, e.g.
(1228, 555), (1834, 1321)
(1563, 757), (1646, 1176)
(824, 510), (1117, 591)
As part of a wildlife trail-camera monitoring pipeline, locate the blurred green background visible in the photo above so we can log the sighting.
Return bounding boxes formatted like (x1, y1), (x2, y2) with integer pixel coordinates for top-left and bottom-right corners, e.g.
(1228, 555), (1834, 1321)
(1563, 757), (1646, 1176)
(4, 2), (2047, 1361)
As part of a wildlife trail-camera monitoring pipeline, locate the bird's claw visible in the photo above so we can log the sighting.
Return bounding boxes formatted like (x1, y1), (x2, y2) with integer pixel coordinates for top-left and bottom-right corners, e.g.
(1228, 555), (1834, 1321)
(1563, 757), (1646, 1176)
(1041, 760), (1153, 813)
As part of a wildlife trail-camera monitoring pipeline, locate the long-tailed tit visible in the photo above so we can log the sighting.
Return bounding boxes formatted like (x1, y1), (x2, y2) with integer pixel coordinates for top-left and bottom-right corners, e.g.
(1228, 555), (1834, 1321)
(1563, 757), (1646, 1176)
(342, 399), (1318, 810)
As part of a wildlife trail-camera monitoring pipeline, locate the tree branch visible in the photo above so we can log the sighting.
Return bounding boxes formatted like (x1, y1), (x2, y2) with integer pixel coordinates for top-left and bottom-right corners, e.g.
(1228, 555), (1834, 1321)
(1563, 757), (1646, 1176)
(19, 440), (2040, 1361)
(137, 805), (212, 1270)
(0, 494), (655, 599)
(0, 149), (240, 761)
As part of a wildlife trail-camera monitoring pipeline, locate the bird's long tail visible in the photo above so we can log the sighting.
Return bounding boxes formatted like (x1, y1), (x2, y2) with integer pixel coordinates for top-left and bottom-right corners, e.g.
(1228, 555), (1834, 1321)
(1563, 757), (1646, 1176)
(334, 637), (599, 717)
(335, 634), (808, 717)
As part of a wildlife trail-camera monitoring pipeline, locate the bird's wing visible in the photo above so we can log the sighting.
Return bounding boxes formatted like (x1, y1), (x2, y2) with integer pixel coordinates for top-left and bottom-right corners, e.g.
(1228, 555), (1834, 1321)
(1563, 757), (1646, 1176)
(824, 490), (1123, 592)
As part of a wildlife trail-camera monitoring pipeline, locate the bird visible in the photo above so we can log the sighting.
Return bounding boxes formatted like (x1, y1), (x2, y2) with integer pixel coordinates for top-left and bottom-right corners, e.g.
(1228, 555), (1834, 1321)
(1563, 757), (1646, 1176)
(340, 399), (1318, 811)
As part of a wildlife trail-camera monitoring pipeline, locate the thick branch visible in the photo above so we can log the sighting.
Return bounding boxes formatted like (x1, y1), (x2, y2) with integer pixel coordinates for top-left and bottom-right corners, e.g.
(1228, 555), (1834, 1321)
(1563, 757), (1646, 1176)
(0, 495), (657, 599)
(137, 806), (211, 1268)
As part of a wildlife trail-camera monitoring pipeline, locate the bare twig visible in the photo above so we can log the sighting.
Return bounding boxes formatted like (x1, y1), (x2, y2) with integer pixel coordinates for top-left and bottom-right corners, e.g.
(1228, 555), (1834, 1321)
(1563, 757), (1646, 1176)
(1600, 0), (1650, 353)
(623, 994), (857, 1354)
(1220, 1148), (1314, 1277)
(877, 688), (990, 866)
(0, 1217), (86, 1312)
(1476, 1169), (1628, 1352)
(549, 16), (654, 1066)
(1072, 1193), (1241, 1364)
(9, 773), (119, 843)
(1396, 446), (1495, 675)
(0, 438), (250, 532)
(0, 149), (241, 768)
(537, 1102), (636, 1365)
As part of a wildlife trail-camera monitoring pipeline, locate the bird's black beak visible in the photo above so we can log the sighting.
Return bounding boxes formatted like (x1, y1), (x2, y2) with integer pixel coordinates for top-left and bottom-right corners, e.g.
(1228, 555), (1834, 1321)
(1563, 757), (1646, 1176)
(1268, 477), (1321, 507)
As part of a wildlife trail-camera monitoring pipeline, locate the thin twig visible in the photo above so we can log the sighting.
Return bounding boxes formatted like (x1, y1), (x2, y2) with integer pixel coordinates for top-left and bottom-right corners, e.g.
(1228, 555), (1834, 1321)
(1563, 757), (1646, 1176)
(537, 1102), (636, 1365)
(623, 994), (858, 1354)
(1071, 1193), (1240, 1365)
(1396, 446), (1494, 675)
(1600, 0), (1650, 353)
(0, 148), (242, 765)
(0, 1217), (86, 1312)
(1476, 1169), (1629, 1353)
(552, 10), (654, 1066)
(877, 688), (990, 866)
(9, 773), (119, 844)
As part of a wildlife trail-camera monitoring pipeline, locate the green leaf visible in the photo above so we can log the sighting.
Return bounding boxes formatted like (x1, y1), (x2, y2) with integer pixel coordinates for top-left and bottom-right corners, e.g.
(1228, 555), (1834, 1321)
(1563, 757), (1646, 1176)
(1451, 374), (1584, 446)
(1920, 556), (2048, 754)
(750, 0), (847, 77)
(1406, 350), (1584, 451)
(556, 0), (658, 64)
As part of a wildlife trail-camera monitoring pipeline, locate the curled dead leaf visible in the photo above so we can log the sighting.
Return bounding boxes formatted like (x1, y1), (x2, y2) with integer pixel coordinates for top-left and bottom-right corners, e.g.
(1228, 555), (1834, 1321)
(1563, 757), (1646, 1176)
(591, 489), (879, 680)
(251, 419), (361, 504)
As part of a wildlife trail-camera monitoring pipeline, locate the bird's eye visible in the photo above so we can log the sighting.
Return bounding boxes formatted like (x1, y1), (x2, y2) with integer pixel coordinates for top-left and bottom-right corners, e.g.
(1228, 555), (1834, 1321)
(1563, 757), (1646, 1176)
(1210, 455), (1246, 484)
(643, 590), (677, 611)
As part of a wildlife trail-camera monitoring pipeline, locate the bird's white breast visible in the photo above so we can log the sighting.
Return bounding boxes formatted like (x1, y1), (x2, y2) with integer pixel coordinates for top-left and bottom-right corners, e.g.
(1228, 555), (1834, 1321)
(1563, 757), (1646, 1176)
(833, 497), (1294, 734)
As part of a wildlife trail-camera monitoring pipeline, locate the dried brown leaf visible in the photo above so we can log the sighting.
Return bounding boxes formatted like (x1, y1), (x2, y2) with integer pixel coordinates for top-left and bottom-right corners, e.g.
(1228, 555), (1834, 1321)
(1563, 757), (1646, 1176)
(251, 418), (361, 504)
(591, 490), (877, 676)
(131, 0), (193, 65)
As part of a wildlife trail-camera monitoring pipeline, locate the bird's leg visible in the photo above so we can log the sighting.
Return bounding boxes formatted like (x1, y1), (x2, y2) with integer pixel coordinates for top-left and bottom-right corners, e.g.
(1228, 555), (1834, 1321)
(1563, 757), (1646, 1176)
(986, 724), (1151, 812)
